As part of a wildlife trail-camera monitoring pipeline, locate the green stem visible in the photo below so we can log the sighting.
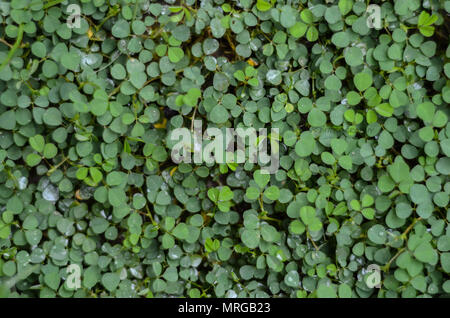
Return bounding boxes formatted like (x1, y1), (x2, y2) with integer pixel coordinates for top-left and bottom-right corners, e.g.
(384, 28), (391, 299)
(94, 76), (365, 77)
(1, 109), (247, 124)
(46, 156), (69, 176)
(258, 194), (265, 213)
(306, 230), (319, 251)
(400, 217), (422, 240)
(259, 215), (281, 225)
(5, 167), (19, 188)
(381, 247), (405, 273)
(96, 7), (120, 31)
(43, 0), (66, 9)
(0, 24), (25, 72)
(133, 0), (140, 21)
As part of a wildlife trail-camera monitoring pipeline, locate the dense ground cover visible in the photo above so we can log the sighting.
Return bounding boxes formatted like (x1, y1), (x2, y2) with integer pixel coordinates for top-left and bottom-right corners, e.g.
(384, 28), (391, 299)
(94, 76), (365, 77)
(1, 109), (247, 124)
(0, 0), (449, 298)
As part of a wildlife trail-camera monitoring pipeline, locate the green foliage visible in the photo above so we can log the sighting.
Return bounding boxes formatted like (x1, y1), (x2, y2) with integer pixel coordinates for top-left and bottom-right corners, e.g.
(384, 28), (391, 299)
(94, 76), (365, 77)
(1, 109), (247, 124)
(0, 0), (449, 299)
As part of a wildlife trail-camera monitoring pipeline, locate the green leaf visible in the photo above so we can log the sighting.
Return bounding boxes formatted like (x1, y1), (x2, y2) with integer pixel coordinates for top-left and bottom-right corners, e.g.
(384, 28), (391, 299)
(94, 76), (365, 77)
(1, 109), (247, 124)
(25, 153), (42, 167)
(29, 135), (45, 153)
(210, 105), (229, 124)
(354, 72), (373, 91)
(168, 47), (184, 63)
(418, 11), (438, 27)
(289, 220), (306, 235)
(208, 188), (219, 203)
(256, 0), (272, 12)
(61, 52), (80, 71)
(233, 70), (245, 81)
(264, 185), (280, 201)
(375, 103), (394, 117)
(361, 195), (374, 208)
(295, 131), (316, 157)
(0, 110), (16, 130)
(308, 108), (327, 127)
(89, 167), (103, 184)
(338, 0), (353, 15)
(367, 224), (387, 245)
(300, 9), (313, 24)
(112, 19), (130, 38)
(317, 284), (337, 298)
(300, 206), (322, 231)
(284, 270), (300, 287)
(441, 253), (450, 273)
(43, 143), (58, 159)
(280, 6), (297, 28)
(44, 271), (60, 291)
(172, 223), (189, 240)
(344, 47), (363, 66)
(101, 272), (120, 291)
(388, 158), (410, 183)
(254, 170), (270, 189)
(241, 229), (260, 249)
(414, 242), (438, 265)
(108, 187), (127, 207)
(289, 22), (307, 38)
(43, 108), (62, 126)
(219, 186), (234, 201)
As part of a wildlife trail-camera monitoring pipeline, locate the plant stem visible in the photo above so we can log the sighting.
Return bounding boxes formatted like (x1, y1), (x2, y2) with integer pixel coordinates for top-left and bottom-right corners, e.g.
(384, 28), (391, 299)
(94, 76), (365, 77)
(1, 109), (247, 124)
(259, 215), (281, 225)
(96, 7), (120, 31)
(400, 217), (422, 239)
(47, 156), (69, 176)
(0, 38), (12, 48)
(307, 230), (319, 251)
(258, 195), (265, 213)
(43, 0), (66, 9)
(0, 24), (24, 72)
(382, 247), (405, 273)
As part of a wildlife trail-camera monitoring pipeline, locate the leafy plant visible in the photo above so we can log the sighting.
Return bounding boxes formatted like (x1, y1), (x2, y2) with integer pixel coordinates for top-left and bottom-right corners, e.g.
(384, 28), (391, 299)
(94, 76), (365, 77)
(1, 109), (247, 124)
(0, 0), (448, 299)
